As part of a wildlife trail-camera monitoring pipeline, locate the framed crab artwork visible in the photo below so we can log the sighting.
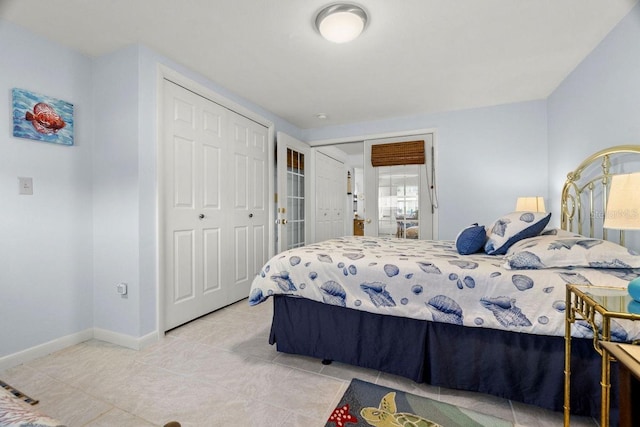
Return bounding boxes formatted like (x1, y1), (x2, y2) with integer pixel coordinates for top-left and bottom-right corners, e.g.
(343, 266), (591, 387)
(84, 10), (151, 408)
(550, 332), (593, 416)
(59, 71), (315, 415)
(12, 88), (74, 146)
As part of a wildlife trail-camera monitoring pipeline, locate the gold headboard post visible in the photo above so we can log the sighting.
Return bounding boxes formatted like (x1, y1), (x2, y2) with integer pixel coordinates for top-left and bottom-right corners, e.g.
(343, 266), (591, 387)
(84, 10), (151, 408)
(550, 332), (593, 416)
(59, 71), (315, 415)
(561, 145), (640, 243)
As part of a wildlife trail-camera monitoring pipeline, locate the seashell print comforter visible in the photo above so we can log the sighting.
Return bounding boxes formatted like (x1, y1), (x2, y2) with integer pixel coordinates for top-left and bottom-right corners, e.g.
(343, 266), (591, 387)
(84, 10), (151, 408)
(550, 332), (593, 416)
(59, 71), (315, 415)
(249, 236), (640, 340)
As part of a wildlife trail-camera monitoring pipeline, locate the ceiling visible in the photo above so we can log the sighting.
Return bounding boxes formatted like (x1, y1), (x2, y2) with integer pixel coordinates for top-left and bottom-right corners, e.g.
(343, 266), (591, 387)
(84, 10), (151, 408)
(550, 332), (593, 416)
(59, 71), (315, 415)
(1, 0), (637, 130)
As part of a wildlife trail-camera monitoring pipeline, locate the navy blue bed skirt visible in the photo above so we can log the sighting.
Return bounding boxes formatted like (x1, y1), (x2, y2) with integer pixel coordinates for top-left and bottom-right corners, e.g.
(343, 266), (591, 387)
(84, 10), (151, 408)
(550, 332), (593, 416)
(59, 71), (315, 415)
(269, 295), (617, 422)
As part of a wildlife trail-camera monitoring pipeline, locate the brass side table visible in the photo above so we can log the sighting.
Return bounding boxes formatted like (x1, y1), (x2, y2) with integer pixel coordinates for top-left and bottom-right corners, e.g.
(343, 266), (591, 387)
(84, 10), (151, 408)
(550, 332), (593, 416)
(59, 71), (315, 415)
(600, 342), (640, 427)
(564, 285), (640, 427)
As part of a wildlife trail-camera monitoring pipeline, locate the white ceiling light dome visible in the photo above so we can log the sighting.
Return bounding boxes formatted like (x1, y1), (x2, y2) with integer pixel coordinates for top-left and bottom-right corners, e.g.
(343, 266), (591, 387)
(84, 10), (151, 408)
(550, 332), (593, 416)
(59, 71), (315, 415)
(315, 3), (368, 43)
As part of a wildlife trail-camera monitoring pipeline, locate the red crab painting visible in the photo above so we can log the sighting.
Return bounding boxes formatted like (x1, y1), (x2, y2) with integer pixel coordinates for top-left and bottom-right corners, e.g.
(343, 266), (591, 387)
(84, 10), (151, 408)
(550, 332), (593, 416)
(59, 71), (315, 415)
(25, 102), (66, 134)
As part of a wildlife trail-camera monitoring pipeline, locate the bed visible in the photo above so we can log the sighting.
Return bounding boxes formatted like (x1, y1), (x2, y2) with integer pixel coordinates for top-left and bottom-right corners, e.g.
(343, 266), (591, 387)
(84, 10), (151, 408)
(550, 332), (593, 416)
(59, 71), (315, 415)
(249, 145), (640, 422)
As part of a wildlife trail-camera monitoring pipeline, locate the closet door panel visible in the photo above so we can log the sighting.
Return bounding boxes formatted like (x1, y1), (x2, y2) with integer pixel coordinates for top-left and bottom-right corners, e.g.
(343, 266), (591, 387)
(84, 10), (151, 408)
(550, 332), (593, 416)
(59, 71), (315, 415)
(202, 145), (221, 209)
(173, 137), (195, 208)
(203, 228), (221, 293)
(173, 230), (195, 303)
(233, 153), (249, 209)
(234, 225), (249, 284)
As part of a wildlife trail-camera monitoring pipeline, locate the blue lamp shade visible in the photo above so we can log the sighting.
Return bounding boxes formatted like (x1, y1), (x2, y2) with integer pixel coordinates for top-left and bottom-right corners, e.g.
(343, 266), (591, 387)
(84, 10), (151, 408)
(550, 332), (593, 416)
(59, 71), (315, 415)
(628, 277), (640, 303)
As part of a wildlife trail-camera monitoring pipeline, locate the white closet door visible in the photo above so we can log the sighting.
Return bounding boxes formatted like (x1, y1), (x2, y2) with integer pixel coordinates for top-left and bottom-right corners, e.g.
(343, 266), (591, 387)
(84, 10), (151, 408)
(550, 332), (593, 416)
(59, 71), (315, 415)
(227, 113), (269, 302)
(162, 80), (268, 330)
(315, 151), (345, 242)
(163, 80), (227, 330)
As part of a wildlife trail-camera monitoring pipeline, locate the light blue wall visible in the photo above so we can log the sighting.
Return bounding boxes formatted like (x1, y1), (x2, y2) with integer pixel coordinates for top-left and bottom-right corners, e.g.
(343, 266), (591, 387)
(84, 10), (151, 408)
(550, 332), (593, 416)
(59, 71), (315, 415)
(305, 101), (549, 240)
(547, 4), (640, 219)
(0, 20), (94, 356)
(92, 45), (142, 337)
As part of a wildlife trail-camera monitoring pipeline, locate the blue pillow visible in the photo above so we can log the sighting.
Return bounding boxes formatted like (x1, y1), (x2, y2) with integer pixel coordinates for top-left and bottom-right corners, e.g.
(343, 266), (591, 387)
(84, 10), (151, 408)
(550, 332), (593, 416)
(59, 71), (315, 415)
(485, 212), (551, 255)
(456, 223), (487, 255)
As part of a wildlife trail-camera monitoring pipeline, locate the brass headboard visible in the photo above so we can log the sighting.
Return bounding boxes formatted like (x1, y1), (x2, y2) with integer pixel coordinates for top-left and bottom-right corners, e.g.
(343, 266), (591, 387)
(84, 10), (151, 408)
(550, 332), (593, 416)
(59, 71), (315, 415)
(561, 145), (640, 244)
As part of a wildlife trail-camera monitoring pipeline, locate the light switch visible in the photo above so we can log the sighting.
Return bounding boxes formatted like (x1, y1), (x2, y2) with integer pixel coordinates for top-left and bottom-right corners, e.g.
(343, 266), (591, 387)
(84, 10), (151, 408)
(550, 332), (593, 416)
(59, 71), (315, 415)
(18, 177), (33, 195)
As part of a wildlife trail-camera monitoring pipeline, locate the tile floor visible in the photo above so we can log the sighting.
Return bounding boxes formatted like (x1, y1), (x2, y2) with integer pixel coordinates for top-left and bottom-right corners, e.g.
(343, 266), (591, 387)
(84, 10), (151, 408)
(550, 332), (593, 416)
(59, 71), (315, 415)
(1, 299), (597, 426)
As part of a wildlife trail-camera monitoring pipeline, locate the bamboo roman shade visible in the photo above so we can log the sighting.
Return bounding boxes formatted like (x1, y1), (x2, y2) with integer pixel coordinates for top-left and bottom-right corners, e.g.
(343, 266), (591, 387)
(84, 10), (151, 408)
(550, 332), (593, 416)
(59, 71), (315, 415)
(371, 140), (425, 167)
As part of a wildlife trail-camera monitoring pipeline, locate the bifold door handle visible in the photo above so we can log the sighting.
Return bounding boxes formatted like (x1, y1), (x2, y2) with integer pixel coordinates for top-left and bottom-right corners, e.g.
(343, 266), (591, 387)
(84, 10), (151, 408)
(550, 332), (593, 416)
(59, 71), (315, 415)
(199, 214), (205, 219)
(249, 213), (253, 218)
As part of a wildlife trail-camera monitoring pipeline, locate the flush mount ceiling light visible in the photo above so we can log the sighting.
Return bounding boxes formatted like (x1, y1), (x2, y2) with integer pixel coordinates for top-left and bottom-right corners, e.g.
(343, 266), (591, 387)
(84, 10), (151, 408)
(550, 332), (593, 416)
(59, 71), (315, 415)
(315, 3), (368, 43)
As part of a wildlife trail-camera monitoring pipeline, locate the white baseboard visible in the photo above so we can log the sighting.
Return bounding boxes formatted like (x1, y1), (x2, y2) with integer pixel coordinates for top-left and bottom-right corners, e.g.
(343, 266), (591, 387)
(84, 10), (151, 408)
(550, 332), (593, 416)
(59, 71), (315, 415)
(93, 328), (159, 351)
(0, 329), (94, 372)
(0, 328), (159, 372)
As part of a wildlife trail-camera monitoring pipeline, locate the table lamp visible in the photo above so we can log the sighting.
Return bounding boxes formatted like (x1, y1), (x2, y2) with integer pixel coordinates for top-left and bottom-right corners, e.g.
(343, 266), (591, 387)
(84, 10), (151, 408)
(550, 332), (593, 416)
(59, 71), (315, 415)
(515, 196), (546, 213)
(603, 172), (640, 307)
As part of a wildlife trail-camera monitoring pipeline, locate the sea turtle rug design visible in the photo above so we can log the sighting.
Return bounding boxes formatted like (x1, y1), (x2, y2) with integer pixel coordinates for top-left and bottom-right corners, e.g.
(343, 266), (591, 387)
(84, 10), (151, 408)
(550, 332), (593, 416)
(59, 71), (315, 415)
(326, 378), (514, 427)
(361, 391), (441, 427)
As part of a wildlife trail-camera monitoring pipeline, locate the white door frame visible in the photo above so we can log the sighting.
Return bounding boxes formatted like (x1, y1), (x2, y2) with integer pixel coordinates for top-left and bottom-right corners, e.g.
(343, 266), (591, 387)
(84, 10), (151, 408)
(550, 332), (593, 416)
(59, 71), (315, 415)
(309, 128), (439, 240)
(364, 134), (435, 239)
(156, 65), (275, 335)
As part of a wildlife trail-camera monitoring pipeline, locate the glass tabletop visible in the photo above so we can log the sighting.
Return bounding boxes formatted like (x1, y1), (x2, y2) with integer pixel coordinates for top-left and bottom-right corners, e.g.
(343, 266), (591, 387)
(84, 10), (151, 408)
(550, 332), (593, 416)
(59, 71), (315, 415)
(573, 285), (640, 315)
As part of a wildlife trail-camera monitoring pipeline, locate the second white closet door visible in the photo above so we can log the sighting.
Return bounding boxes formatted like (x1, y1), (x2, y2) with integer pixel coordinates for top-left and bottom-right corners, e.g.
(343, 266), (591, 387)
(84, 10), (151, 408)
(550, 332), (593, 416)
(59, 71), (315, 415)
(315, 152), (345, 242)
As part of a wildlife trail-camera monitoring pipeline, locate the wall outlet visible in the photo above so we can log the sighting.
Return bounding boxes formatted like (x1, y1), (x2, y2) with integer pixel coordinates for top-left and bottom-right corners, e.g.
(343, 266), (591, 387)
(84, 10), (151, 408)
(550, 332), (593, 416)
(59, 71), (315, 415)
(116, 283), (128, 297)
(18, 177), (33, 195)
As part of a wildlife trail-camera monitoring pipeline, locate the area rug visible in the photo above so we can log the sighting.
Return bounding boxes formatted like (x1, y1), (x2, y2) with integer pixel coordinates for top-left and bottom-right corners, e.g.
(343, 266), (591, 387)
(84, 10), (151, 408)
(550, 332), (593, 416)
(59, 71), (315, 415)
(0, 379), (38, 405)
(326, 378), (513, 427)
